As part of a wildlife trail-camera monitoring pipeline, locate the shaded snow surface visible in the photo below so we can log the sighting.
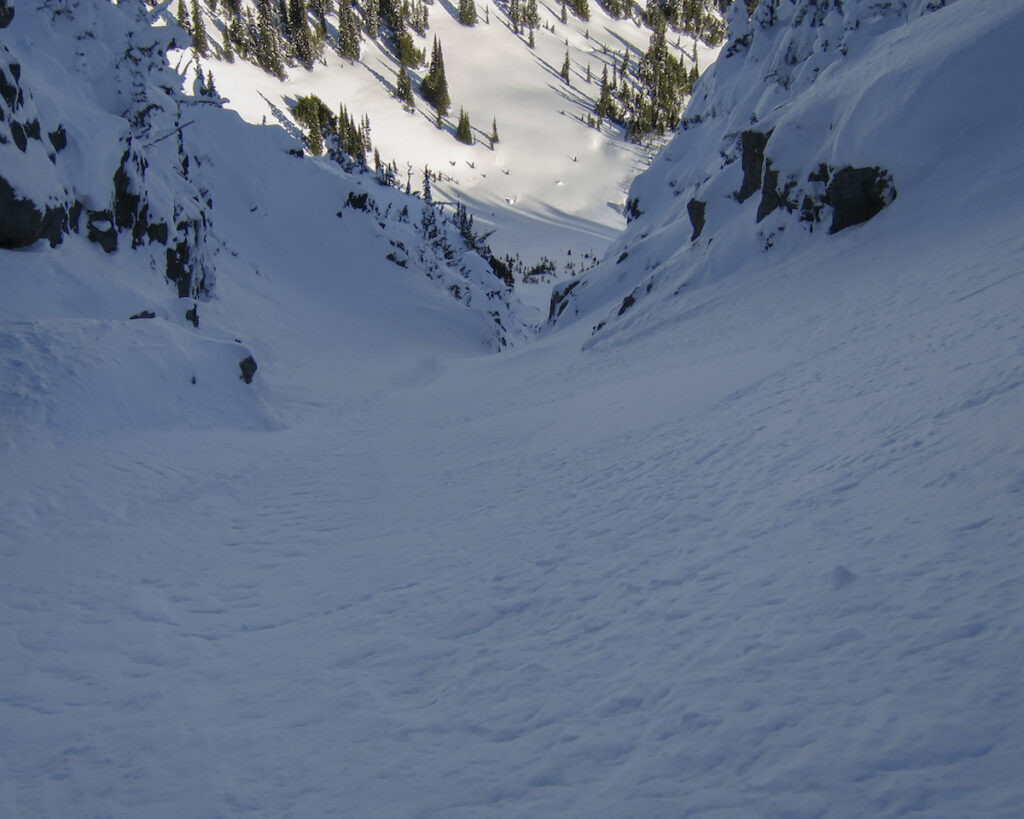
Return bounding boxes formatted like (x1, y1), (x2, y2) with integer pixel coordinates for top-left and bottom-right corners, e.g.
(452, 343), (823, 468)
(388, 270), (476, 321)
(3, 0), (1024, 817)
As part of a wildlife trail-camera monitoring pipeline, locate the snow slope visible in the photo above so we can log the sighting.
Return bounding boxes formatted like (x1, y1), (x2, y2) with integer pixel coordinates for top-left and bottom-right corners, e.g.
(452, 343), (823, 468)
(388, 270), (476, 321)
(0, 0), (527, 447)
(550, 0), (1024, 339)
(3, 0), (1024, 816)
(184, 0), (719, 266)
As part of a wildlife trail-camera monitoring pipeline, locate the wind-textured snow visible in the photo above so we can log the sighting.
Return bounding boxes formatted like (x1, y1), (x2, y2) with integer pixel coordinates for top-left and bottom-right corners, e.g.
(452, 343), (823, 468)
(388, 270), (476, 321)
(2, 0), (1024, 817)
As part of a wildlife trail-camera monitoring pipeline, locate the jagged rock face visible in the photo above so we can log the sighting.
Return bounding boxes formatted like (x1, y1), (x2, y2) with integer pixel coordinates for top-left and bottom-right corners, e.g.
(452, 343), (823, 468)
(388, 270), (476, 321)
(825, 166), (896, 233)
(736, 130), (770, 204)
(729, 127), (896, 233)
(687, 199), (706, 240)
(0, 175), (64, 249)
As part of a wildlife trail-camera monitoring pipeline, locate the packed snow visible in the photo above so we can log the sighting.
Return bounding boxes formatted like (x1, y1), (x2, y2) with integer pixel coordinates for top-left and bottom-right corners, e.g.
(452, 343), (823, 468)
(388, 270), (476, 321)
(2, 0), (1024, 817)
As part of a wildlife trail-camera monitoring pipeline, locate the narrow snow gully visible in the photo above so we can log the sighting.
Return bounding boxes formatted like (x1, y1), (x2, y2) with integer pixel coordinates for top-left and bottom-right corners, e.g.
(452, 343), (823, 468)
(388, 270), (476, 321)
(2, 1), (1024, 817)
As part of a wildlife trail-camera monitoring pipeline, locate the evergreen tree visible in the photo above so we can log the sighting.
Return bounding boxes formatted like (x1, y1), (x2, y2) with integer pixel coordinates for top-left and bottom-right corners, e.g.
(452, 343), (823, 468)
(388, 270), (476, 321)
(191, 0), (208, 55)
(364, 0), (379, 38)
(643, 0), (659, 26)
(571, 0), (589, 21)
(509, 0), (521, 34)
(288, 0), (303, 37)
(293, 93), (334, 155)
(456, 108), (472, 144)
(560, 0), (567, 23)
(289, 0), (316, 68)
(632, 11), (688, 138)
(524, 0), (540, 28)
(337, 0), (360, 60)
(177, 0), (192, 33)
(601, 0), (623, 18)
(528, 28), (534, 48)
(420, 37), (450, 117)
(396, 31), (423, 66)
(395, 65), (414, 108)
(458, 0), (477, 26)
(230, 9), (252, 58)
(594, 64), (617, 120)
(489, 117), (499, 148)
(361, 114), (372, 155)
(255, 0), (285, 77)
(560, 49), (571, 84)
(422, 166), (432, 202)
(334, 104), (369, 164)
(378, 0), (401, 30)
(310, 0), (329, 25)
(409, 0), (428, 36)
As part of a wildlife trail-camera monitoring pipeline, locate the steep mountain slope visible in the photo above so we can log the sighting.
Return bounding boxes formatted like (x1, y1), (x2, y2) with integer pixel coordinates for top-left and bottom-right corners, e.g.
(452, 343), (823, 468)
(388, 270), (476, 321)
(550, 0), (1021, 338)
(3, 1), (1024, 817)
(0, 0), (524, 448)
(182, 0), (722, 266)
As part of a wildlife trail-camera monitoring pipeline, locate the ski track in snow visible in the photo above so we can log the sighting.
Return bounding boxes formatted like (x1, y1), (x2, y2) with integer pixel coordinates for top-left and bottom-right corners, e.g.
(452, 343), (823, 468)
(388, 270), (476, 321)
(3, 212), (1023, 817)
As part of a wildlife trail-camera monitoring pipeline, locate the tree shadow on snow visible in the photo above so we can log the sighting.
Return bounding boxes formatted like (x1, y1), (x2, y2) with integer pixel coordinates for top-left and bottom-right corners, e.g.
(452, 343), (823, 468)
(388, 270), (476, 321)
(260, 91), (304, 141)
